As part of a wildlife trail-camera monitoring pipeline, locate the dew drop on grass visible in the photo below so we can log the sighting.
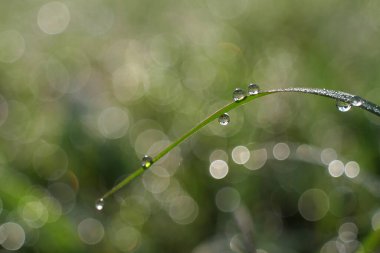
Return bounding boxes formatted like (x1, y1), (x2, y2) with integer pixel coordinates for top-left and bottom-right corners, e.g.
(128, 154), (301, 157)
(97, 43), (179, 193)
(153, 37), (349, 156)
(336, 100), (351, 112)
(218, 113), (230, 126)
(141, 155), (153, 169)
(350, 96), (363, 107)
(233, 88), (246, 102)
(248, 83), (260, 95)
(95, 198), (104, 211)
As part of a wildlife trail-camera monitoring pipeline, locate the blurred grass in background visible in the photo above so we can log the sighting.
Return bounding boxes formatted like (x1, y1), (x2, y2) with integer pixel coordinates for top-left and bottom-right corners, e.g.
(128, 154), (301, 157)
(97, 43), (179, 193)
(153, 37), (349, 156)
(0, 0), (380, 252)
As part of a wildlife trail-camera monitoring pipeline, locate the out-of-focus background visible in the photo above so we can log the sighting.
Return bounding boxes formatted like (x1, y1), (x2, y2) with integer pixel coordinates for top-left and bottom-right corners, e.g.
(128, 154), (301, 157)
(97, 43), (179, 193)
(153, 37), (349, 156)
(0, 0), (380, 252)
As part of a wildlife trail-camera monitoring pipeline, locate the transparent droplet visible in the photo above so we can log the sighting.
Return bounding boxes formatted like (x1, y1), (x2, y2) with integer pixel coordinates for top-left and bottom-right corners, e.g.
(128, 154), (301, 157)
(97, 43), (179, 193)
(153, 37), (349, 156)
(248, 83), (260, 95)
(350, 96), (363, 107)
(218, 113), (230, 126)
(336, 100), (351, 112)
(141, 155), (153, 169)
(232, 88), (246, 102)
(95, 198), (104, 211)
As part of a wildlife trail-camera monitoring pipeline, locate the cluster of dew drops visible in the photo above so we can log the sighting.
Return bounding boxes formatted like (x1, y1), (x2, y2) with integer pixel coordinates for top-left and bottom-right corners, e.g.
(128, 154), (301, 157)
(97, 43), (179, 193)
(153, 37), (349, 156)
(218, 83), (260, 126)
(336, 96), (363, 112)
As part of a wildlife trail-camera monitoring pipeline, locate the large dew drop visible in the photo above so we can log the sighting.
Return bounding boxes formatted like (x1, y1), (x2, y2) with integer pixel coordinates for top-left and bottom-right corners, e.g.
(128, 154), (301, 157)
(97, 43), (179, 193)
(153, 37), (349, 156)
(233, 88), (246, 102)
(95, 198), (104, 211)
(336, 100), (351, 112)
(218, 113), (230, 126)
(141, 155), (153, 169)
(248, 83), (260, 95)
(350, 96), (363, 107)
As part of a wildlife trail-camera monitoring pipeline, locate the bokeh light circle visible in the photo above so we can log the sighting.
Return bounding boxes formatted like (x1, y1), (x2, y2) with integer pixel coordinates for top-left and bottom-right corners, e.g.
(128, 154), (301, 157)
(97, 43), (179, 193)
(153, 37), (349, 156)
(209, 149), (228, 163)
(38, 1), (70, 34)
(0, 30), (25, 63)
(142, 170), (170, 194)
(0, 222), (25, 251)
(169, 195), (199, 225)
(328, 160), (345, 178)
(97, 107), (129, 139)
(231, 145), (250, 164)
(345, 161), (360, 178)
(20, 200), (49, 228)
(209, 160), (229, 179)
(215, 187), (241, 212)
(77, 218), (104, 245)
(119, 196), (151, 226)
(298, 188), (329, 221)
(244, 148), (268, 171)
(273, 142), (290, 160)
(338, 222), (358, 243)
(111, 226), (141, 252)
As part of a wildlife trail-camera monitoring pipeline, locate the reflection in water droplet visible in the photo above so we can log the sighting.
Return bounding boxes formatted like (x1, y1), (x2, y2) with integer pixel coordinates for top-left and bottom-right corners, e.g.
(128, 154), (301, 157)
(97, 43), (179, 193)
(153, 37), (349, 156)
(218, 113), (230, 126)
(233, 88), (246, 102)
(95, 198), (104, 211)
(336, 100), (351, 112)
(350, 96), (363, 107)
(141, 155), (153, 169)
(248, 83), (260, 95)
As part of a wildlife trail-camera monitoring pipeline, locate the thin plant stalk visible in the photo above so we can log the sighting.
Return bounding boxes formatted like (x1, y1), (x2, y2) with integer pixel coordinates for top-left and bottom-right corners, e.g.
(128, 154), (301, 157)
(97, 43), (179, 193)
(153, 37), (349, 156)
(100, 87), (380, 200)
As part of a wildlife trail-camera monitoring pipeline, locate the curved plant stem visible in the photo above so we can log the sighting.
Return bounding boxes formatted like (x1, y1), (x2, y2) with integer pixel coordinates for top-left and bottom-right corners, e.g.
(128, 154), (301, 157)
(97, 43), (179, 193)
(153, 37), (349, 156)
(100, 87), (380, 200)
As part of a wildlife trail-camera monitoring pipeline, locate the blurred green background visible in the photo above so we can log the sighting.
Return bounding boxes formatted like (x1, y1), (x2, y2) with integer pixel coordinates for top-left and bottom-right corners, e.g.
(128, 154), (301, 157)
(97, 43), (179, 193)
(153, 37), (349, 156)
(0, 0), (380, 252)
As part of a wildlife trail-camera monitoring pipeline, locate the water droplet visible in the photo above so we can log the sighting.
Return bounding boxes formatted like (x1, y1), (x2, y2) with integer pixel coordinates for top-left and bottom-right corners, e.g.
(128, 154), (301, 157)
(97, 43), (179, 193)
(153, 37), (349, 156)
(141, 155), (153, 169)
(248, 83), (260, 95)
(336, 100), (351, 112)
(95, 198), (104, 211)
(218, 113), (230, 126)
(350, 96), (363, 107)
(232, 88), (246, 102)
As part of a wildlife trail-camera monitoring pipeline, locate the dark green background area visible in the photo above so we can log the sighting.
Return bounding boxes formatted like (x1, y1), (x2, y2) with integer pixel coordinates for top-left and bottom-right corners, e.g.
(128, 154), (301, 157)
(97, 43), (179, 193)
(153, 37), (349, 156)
(0, 0), (380, 252)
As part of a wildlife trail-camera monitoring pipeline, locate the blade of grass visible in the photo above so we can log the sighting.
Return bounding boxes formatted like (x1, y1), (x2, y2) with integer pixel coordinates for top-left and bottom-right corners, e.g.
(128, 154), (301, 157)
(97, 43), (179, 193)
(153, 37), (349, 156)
(100, 87), (380, 200)
(354, 229), (380, 253)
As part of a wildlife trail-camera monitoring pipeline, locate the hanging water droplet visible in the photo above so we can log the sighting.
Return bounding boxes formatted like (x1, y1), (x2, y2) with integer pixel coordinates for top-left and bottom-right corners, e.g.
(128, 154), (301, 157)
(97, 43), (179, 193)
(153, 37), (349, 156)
(95, 198), (104, 211)
(233, 88), (246, 102)
(336, 100), (351, 112)
(141, 155), (153, 169)
(218, 113), (230, 126)
(248, 83), (260, 95)
(350, 96), (363, 107)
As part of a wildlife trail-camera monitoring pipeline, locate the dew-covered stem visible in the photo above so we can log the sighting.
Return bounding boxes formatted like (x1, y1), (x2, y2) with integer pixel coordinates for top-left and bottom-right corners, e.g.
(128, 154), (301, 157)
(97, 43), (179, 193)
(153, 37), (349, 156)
(99, 87), (380, 202)
(264, 87), (380, 116)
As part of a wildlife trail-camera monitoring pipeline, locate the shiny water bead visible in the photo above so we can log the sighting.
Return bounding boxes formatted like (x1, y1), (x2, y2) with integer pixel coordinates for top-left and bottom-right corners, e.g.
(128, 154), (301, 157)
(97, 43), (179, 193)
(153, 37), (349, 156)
(95, 198), (104, 211)
(233, 88), (246, 102)
(350, 96), (363, 107)
(336, 100), (351, 112)
(248, 83), (260, 95)
(218, 113), (230, 126)
(141, 155), (153, 169)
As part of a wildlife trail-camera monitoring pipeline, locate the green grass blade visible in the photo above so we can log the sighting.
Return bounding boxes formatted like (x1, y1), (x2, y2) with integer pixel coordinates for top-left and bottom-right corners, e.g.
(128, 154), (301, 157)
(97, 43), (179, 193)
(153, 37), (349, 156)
(100, 87), (380, 201)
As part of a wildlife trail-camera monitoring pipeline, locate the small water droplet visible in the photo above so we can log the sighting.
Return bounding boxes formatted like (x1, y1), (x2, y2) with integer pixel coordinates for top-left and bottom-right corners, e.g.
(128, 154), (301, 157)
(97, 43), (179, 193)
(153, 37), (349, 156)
(248, 83), (260, 95)
(233, 88), (246, 102)
(218, 113), (230, 126)
(350, 96), (363, 107)
(95, 198), (104, 211)
(336, 100), (351, 112)
(141, 155), (153, 169)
